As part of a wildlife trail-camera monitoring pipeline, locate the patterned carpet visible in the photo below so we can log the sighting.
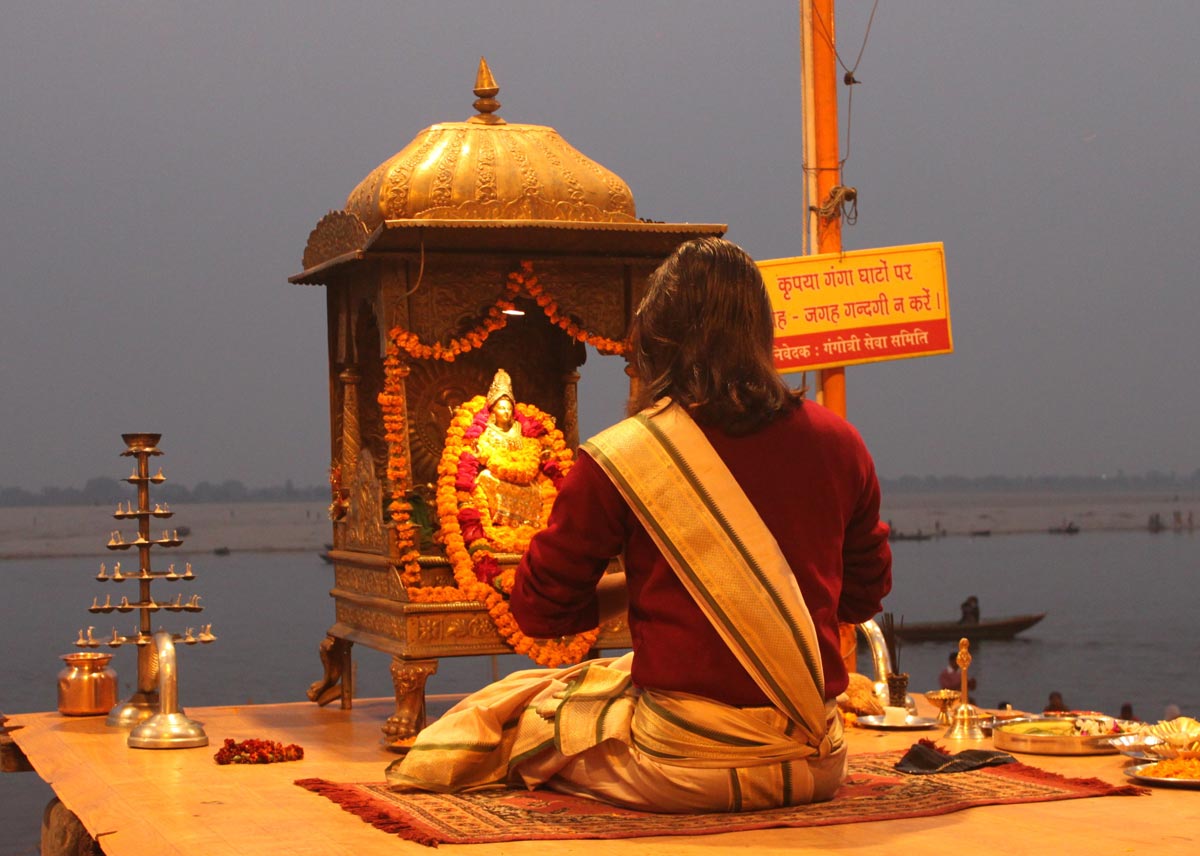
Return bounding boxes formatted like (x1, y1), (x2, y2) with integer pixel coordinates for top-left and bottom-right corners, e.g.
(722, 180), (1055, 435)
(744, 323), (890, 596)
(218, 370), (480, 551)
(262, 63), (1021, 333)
(296, 749), (1146, 846)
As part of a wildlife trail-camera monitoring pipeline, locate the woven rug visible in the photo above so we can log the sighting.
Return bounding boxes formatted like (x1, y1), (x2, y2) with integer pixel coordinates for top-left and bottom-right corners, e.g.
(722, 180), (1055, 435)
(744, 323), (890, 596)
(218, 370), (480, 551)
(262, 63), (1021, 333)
(296, 750), (1146, 847)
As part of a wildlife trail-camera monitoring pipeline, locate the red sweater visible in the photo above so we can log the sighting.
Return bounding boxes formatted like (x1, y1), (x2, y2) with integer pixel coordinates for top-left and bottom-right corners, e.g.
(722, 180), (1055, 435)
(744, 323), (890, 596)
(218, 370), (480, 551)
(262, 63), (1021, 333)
(511, 400), (892, 704)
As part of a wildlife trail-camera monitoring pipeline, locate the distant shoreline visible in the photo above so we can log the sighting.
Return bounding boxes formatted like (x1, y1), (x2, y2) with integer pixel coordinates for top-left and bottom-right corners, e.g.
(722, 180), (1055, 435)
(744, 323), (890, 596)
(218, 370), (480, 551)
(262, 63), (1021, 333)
(3, 473), (1198, 509)
(880, 488), (1198, 540)
(0, 545), (316, 561)
(0, 501), (331, 562)
(1, 492), (1196, 561)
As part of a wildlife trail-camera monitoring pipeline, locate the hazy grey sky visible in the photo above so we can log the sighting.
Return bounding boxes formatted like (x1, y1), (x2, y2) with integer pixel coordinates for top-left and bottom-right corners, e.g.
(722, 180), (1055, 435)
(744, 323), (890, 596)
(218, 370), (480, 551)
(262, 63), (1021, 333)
(3, 1), (1198, 489)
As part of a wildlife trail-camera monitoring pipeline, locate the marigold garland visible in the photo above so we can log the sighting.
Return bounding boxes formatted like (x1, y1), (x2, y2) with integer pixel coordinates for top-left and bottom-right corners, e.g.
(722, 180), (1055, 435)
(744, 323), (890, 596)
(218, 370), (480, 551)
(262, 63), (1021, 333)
(429, 395), (598, 666)
(378, 359), (598, 665)
(375, 260), (618, 664)
(520, 263), (628, 355)
(474, 434), (541, 485)
(386, 261), (629, 363)
(380, 343), (422, 586)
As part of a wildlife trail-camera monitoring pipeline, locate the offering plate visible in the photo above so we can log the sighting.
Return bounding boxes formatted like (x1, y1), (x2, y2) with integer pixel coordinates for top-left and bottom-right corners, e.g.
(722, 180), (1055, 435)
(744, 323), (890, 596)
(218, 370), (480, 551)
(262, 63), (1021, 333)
(1108, 734), (1168, 761)
(1124, 762), (1200, 788)
(856, 714), (938, 731)
(992, 716), (1133, 755)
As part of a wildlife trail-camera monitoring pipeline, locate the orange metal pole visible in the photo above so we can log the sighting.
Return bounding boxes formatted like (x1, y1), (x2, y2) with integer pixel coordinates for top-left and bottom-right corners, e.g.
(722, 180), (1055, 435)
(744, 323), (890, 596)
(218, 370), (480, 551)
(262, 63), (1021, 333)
(808, 0), (857, 677)
(811, 0), (846, 419)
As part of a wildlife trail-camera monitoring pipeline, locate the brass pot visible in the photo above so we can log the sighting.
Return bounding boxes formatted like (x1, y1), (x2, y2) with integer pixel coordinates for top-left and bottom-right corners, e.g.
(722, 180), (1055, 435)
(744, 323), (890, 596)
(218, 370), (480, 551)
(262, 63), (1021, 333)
(57, 652), (118, 716)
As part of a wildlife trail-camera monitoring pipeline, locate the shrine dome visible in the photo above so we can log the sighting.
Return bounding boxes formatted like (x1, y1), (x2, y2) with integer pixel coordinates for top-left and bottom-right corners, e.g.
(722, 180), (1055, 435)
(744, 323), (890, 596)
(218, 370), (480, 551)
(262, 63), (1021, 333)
(343, 58), (638, 230)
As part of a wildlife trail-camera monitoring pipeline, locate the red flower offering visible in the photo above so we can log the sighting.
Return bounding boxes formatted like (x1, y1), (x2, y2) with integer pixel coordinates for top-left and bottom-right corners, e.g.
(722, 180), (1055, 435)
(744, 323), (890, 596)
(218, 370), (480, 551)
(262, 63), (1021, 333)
(214, 737), (304, 765)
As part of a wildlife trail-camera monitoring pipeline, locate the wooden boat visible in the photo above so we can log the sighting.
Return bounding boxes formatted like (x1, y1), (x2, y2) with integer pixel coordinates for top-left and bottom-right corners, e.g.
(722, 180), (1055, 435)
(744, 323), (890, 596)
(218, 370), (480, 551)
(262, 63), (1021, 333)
(893, 612), (1046, 643)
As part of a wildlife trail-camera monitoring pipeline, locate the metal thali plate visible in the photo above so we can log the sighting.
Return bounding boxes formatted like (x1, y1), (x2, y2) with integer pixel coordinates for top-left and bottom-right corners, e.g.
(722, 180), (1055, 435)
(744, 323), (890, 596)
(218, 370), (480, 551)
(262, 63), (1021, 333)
(1124, 763), (1200, 788)
(856, 715), (939, 731)
(991, 717), (1123, 755)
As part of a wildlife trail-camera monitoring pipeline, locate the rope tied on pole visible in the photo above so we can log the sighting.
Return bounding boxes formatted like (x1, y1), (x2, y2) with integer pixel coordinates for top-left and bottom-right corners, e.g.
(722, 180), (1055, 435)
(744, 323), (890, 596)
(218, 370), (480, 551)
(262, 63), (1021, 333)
(811, 184), (858, 225)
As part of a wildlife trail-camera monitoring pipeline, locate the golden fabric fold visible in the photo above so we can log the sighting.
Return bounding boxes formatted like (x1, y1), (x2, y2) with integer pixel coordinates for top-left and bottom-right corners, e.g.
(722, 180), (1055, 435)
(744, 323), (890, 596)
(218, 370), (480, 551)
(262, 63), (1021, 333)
(583, 401), (828, 743)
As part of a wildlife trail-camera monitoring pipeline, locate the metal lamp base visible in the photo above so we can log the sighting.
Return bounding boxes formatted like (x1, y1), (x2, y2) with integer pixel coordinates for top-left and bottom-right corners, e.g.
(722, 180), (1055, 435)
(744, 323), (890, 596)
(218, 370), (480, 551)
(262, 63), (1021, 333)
(943, 702), (986, 741)
(127, 711), (208, 749)
(106, 691), (159, 728)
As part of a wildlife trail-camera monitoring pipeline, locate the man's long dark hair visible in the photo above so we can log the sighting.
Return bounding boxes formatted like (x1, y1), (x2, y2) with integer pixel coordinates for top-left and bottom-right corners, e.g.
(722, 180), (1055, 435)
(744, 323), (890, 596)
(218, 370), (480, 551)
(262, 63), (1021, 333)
(629, 237), (803, 435)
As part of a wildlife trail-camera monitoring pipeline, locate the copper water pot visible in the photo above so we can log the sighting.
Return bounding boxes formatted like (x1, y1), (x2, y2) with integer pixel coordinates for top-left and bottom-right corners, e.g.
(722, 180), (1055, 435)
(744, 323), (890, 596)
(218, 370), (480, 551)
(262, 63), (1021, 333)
(57, 652), (118, 716)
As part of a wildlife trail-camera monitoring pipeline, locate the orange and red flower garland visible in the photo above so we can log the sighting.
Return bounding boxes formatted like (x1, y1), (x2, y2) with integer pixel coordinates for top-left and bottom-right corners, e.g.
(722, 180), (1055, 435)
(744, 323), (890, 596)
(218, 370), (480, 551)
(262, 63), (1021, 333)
(432, 396), (598, 666)
(378, 382), (598, 665)
(387, 261), (628, 363)
(376, 261), (618, 665)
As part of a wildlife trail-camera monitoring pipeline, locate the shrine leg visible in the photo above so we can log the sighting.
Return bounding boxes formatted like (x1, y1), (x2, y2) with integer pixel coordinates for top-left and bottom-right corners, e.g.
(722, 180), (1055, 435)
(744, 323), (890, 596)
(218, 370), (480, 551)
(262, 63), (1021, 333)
(42, 797), (100, 856)
(383, 657), (438, 751)
(307, 634), (354, 709)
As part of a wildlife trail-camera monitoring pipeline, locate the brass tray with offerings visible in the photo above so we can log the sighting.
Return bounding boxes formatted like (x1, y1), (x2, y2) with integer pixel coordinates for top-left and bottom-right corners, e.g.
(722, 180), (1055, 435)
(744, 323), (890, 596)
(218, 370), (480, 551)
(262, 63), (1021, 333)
(991, 715), (1137, 756)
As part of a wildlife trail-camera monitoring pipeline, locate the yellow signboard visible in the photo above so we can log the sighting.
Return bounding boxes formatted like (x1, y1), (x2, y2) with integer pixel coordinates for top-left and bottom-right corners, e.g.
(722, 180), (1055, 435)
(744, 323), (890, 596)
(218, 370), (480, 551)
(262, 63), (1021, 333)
(759, 242), (952, 373)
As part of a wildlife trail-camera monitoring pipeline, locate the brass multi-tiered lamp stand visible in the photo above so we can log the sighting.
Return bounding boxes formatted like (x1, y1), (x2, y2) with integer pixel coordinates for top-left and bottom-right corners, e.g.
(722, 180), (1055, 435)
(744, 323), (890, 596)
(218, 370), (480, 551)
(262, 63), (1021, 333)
(72, 433), (214, 748)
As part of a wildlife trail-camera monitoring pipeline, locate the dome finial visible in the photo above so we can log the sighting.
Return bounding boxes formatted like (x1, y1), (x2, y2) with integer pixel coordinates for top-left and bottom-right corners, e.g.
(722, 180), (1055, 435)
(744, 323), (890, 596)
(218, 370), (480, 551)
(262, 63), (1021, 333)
(470, 57), (504, 125)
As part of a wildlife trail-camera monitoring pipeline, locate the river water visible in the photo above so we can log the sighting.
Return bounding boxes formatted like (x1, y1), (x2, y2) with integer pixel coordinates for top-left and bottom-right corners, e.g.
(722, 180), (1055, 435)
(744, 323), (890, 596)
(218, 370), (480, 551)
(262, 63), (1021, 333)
(2, 528), (1196, 854)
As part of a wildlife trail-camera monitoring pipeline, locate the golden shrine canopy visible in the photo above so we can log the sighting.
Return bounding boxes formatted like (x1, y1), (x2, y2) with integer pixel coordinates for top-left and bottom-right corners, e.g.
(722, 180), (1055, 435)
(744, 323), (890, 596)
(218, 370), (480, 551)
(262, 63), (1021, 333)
(293, 58), (722, 279)
(344, 59), (638, 228)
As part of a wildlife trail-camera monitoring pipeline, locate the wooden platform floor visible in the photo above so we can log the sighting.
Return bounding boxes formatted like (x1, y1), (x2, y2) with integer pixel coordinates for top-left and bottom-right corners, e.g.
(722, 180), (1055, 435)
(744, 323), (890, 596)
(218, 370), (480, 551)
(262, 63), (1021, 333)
(9, 698), (1200, 855)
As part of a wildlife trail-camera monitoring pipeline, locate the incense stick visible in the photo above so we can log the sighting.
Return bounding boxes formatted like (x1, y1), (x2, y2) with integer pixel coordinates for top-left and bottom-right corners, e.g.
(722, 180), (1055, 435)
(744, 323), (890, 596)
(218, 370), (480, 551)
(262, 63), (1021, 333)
(881, 612), (903, 674)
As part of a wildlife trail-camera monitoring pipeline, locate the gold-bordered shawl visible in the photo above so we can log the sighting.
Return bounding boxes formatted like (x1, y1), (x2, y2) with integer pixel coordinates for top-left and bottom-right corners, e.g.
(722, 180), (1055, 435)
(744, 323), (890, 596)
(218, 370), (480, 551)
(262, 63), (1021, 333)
(582, 401), (829, 744)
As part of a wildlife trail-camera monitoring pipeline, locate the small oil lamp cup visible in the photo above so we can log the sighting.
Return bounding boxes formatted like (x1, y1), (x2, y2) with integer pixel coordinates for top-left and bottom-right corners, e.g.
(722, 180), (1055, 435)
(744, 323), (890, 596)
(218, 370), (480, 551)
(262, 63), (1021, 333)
(120, 433), (162, 453)
(57, 652), (118, 716)
(885, 672), (909, 708)
(924, 689), (961, 726)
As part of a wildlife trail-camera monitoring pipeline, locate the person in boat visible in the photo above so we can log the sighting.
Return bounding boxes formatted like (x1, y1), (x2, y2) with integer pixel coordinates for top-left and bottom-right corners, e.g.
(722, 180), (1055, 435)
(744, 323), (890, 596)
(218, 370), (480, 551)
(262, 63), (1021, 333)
(387, 237), (893, 812)
(1044, 691), (1068, 713)
(959, 595), (980, 624)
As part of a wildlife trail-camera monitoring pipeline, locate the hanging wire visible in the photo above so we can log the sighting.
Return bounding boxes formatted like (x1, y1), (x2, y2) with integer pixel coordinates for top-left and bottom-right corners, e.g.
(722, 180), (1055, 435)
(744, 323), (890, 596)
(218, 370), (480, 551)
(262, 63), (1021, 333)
(810, 0), (879, 170)
(843, 0), (880, 80)
(405, 235), (427, 296)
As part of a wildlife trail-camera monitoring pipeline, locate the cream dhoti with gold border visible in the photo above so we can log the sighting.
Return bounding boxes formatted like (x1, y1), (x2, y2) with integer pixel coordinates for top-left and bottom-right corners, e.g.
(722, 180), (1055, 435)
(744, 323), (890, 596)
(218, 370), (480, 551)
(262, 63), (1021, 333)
(387, 402), (845, 812)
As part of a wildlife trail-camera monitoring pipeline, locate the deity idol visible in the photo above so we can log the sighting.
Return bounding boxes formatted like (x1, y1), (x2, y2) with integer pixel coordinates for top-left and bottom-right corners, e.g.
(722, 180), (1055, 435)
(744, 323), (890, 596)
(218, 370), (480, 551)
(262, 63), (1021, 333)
(437, 368), (570, 565)
(471, 370), (546, 530)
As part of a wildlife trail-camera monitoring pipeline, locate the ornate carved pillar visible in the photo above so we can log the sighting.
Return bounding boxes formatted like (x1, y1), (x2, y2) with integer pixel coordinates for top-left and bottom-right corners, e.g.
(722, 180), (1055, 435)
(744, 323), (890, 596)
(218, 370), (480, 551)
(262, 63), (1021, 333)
(562, 369), (580, 449)
(346, 449), (384, 552)
(339, 365), (362, 481)
(328, 365), (360, 530)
